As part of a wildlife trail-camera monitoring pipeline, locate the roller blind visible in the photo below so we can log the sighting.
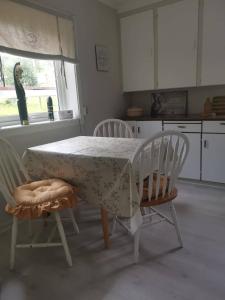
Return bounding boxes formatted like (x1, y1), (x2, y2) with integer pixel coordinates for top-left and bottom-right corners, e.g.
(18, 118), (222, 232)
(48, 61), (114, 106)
(0, 0), (76, 63)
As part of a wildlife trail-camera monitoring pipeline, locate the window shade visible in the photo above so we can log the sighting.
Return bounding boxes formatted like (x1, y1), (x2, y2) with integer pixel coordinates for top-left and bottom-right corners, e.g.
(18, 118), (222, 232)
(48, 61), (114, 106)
(0, 0), (76, 63)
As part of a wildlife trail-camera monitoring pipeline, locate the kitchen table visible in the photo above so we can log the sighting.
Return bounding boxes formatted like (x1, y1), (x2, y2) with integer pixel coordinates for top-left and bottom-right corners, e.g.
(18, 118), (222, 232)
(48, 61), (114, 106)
(23, 136), (145, 248)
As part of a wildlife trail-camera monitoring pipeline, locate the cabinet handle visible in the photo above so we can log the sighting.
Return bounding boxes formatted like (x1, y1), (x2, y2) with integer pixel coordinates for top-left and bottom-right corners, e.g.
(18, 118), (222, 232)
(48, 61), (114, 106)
(203, 140), (208, 148)
(220, 123), (225, 125)
(177, 125), (186, 129)
(137, 127), (140, 134)
(131, 126), (135, 133)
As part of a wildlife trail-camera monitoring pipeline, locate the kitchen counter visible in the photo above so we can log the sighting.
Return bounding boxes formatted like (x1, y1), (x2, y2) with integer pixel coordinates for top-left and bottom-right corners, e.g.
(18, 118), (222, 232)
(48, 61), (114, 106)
(124, 114), (225, 121)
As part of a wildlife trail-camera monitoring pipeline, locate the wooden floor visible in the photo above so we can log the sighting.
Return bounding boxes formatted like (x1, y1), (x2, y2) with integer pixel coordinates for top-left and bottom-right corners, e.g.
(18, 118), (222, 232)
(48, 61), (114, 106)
(0, 180), (225, 300)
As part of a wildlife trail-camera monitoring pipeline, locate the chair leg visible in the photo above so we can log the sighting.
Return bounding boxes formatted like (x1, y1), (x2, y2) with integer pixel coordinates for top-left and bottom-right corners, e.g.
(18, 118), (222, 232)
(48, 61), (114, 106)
(169, 202), (183, 247)
(10, 216), (18, 270)
(111, 216), (117, 236)
(54, 211), (73, 267)
(134, 228), (141, 264)
(68, 208), (79, 234)
(100, 208), (111, 249)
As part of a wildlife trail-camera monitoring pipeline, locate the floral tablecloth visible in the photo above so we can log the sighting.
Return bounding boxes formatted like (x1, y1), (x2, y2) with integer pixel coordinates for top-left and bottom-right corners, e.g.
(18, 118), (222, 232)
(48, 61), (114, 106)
(23, 136), (146, 233)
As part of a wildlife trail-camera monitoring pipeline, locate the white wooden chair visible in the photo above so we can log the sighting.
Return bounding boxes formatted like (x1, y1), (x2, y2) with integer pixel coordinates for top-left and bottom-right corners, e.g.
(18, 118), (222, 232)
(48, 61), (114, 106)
(112, 130), (189, 262)
(93, 119), (134, 138)
(0, 138), (79, 269)
(93, 119), (133, 248)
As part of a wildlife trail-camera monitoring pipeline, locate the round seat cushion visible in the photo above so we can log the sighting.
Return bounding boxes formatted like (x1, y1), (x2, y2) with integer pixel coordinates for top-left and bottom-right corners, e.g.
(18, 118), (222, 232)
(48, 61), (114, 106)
(5, 179), (78, 219)
(140, 174), (177, 206)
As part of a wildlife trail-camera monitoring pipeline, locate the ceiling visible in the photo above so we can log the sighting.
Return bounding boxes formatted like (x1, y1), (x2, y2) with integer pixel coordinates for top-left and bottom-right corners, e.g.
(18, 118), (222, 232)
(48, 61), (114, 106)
(98, 0), (127, 10)
(98, 0), (161, 12)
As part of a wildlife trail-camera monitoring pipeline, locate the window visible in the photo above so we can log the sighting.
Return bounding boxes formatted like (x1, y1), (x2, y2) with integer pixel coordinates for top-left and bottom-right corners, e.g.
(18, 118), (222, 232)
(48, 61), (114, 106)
(0, 52), (79, 127)
(0, 1), (78, 127)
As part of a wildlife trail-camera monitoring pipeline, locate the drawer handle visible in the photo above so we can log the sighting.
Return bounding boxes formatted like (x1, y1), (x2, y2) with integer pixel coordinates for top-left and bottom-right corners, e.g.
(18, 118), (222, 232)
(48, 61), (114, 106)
(204, 140), (208, 148)
(220, 123), (225, 125)
(177, 125), (186, 129)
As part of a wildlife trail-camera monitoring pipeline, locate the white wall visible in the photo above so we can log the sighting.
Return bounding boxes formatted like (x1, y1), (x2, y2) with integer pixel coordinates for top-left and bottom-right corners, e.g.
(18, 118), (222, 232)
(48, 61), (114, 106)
(0, 121), (81, 156)
(0, 0), (124, 154)
(75, 0), (124, 134)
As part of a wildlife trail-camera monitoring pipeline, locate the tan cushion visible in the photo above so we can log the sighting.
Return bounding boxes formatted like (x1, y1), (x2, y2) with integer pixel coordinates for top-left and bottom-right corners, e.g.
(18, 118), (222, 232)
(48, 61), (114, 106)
(143, 174), (169, 199)
(5, 179), (78, 219)
(141, 174), (177, 206)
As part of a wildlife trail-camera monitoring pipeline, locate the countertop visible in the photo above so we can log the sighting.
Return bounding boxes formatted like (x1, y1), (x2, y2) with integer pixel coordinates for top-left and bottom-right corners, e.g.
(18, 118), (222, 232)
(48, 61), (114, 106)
(123, 114), (225, 121)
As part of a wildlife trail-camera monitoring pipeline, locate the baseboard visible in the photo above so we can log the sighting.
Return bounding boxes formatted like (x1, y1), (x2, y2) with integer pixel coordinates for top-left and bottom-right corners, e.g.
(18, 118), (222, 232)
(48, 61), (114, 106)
(178, 178), (225, 190)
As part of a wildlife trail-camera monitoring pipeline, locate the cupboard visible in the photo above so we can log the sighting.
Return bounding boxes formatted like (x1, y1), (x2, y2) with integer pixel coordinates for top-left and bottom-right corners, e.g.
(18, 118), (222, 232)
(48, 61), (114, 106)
(126, 120), (225, 183)
(157, 0), (198, 89)
(121, 10), (154, 92)
(120, 0), (225, 91)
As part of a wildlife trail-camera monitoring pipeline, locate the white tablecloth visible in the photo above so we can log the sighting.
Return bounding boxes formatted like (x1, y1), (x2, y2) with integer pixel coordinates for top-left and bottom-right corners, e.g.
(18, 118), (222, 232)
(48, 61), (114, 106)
(23, 136), (146, 233)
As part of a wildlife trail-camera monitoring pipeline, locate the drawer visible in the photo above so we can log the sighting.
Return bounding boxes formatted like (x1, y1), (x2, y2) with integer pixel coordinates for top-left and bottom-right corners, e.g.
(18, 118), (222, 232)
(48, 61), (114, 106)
(164, 121), (201, 124)
(164, 123), (201, 133)
(203, 121), (225, 133)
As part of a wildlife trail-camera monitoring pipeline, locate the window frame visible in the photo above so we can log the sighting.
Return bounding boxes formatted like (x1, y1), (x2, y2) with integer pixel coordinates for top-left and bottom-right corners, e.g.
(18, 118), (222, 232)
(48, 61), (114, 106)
(0, 54), (80, 128)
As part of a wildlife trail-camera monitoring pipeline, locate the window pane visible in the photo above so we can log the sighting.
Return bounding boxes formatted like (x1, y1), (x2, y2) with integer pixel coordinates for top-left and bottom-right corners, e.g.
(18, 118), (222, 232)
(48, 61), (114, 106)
(0, 52), (59, 118)
(54, 61), (80, 118)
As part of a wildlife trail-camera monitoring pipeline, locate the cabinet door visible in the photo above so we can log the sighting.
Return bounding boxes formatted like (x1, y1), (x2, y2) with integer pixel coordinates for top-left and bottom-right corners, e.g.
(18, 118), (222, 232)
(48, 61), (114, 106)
(164, 123), (201, 179)
(201, 0), (225, 86)
(121, 10), (154, 92)
(137, 121), (162, 139)
(157, 0), (198, 89)
(179, 133), (201, 180)
(202, 134), (225, 183)
(126, 121), (137, 138)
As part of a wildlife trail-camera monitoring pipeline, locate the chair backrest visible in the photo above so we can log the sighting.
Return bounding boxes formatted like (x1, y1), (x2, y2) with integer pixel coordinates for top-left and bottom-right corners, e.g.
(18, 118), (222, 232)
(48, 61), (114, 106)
(133, 130), (189, 203)
(0, 138), (29, 206)
(93, 119), (134, 138)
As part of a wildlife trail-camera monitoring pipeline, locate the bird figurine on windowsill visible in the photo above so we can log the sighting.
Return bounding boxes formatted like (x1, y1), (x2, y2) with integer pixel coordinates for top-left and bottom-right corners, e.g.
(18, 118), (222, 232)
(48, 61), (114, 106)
(13, 62), (29, 125)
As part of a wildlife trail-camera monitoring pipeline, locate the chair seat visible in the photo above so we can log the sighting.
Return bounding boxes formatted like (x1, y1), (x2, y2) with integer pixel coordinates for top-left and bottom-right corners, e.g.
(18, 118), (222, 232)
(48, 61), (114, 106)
(141, 175), (177, 207)
(5, 179), (78, 219)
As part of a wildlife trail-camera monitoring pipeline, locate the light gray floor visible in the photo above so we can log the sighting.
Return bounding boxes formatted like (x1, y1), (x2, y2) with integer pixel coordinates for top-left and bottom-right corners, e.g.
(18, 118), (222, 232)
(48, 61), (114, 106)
(0, 181), (225, 300)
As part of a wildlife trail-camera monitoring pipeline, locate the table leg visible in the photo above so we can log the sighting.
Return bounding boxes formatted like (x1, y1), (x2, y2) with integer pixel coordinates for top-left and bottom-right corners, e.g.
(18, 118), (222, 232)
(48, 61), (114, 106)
(100, 208), (111, 249)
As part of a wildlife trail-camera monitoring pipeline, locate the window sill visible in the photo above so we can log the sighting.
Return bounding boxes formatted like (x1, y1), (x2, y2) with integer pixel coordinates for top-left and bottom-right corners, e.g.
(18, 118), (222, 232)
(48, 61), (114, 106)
(0, 118), (80, 137)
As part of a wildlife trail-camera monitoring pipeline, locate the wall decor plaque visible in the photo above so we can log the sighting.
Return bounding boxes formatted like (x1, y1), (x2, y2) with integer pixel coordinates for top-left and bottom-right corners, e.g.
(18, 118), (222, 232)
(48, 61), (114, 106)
(95, 44), (109, 72)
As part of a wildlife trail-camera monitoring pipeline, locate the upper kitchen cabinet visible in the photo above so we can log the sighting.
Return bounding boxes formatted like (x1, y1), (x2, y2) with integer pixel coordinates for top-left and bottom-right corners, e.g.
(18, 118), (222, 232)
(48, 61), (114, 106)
(157, 0), (198, 89)
(201, 0), (225, 86)
(121, 10), (154, 92)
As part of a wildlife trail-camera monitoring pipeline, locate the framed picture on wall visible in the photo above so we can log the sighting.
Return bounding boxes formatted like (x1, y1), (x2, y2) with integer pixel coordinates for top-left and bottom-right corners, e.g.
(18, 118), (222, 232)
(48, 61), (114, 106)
(95, 44), (109, 72)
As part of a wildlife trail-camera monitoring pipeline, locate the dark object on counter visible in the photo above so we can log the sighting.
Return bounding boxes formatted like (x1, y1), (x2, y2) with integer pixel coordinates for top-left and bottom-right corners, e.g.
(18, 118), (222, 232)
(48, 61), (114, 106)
(151, 94), (162, 116)
(13, 63), (29, 125)
(47, 96), (54, 121)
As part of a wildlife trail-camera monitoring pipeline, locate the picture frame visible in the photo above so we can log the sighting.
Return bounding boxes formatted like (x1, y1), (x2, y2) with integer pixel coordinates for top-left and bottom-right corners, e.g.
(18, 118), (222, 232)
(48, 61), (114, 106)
(95, 44), (109, 72)
(151, 90), (188, 116)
